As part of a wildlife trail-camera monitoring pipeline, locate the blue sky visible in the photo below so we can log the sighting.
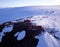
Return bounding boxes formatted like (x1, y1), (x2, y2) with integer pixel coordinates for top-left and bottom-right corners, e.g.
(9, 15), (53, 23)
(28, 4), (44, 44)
(0, 0), (60, 8)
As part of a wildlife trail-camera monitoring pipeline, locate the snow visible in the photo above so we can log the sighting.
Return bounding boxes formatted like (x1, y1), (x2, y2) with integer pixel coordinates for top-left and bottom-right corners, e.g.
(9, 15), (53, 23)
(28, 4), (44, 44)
(25, 15), (60, 31)
(28, 15), (60, 47)
(0, 25), (13, 42)
(0, 6), (60, 47)
(0, 15), (60, 47)
(44, 32), (59, 47)
(14, 31), (26, 40)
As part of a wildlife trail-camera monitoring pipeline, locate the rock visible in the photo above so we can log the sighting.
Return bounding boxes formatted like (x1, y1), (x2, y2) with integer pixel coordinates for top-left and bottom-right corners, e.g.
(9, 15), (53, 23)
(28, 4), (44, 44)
(0, 17), (44, 47)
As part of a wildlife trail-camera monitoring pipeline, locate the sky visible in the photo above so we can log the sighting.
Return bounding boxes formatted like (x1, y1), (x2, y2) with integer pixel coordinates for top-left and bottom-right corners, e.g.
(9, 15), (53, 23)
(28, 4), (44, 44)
(0, 0), (60, 8)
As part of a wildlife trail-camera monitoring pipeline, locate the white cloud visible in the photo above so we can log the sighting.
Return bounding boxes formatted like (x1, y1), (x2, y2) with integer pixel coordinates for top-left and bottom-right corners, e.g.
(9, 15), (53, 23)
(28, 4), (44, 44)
(0, 0), (60, 8)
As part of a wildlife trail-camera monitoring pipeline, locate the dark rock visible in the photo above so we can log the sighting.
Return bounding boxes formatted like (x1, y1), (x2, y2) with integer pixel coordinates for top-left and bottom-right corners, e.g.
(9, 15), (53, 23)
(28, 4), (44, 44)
(0, 19), (44, 47)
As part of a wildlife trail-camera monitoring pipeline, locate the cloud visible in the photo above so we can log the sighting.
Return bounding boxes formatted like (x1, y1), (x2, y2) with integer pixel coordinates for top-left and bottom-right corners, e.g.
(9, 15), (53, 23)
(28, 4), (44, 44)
(0, 0), (60, 8)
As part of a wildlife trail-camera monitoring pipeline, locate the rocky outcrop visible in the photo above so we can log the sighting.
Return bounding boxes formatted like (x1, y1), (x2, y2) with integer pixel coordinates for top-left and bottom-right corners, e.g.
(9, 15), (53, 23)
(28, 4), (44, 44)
(0, 19), (44, 47)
